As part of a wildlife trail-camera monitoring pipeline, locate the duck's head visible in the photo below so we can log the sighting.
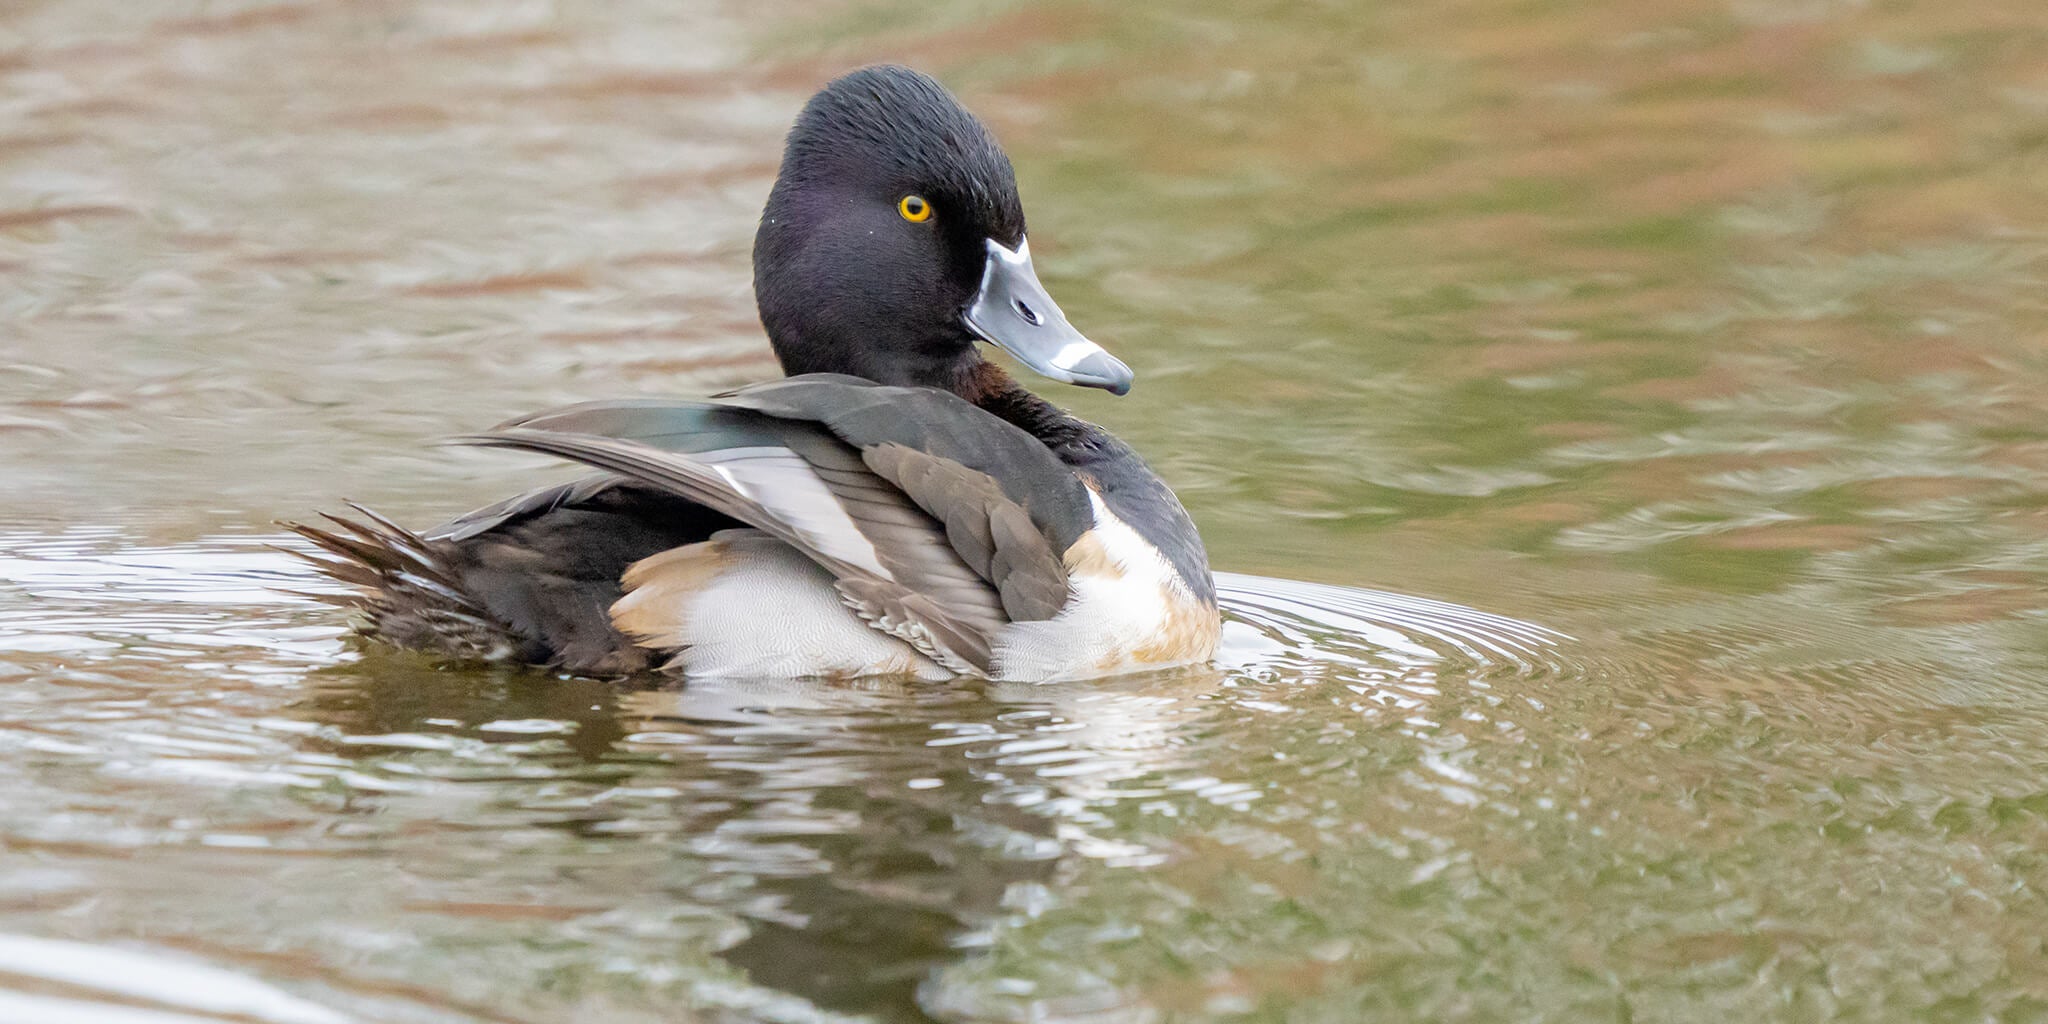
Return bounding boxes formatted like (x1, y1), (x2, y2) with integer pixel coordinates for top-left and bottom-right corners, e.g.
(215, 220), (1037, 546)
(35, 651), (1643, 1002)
(754, 65), (1132, 396)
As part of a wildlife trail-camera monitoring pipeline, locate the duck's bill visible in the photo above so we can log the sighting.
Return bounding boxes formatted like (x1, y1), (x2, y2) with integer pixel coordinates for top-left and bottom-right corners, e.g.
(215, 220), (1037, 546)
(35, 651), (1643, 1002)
(962, 237), (1133, 396)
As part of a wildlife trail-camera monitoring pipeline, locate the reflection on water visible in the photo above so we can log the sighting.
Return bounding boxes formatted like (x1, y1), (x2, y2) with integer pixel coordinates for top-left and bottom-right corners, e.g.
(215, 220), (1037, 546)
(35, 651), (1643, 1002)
(0, 531), (1569, 1022)
(8, 0), (2048, 1020)
(0, 933), (356, 1024)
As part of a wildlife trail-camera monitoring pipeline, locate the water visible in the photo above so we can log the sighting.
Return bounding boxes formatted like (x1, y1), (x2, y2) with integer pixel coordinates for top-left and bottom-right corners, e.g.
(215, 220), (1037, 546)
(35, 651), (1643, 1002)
(5, 1), (2048, 1021)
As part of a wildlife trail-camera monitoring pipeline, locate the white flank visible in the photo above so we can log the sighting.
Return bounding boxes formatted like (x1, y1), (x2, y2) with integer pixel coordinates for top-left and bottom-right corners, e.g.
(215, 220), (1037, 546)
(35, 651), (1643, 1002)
(992, 491), (1208, 681)
(617, 531), (949, 681)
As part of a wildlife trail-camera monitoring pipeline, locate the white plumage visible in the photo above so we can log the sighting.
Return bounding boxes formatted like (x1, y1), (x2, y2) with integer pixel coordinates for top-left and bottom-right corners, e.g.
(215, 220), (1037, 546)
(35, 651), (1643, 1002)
(614, 491), (1216, 682)
(614, 530), (950, 680)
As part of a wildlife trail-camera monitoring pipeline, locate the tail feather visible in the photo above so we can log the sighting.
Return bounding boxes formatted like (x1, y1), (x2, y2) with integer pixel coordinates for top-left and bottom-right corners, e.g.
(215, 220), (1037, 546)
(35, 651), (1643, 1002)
(313, 507), (474, 599)
(281, 474), (745, 676)
(278, 506), (531, 663)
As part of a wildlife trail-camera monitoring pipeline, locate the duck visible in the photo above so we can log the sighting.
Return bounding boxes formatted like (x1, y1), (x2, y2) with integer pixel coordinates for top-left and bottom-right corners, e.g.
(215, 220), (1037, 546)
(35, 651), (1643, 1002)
(286, 65), (1217, 683)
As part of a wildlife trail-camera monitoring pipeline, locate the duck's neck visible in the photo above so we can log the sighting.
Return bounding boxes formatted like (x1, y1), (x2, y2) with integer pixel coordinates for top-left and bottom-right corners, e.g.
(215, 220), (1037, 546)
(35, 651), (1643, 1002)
(951, 356), (1214, 605)
(950, 360), (1095, 456)
(946, 357), (1213, 605)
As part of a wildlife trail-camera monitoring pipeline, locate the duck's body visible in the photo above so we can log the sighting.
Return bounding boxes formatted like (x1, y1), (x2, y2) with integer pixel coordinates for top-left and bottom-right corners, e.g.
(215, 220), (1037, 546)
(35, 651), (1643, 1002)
(289, 67), (1216, 682)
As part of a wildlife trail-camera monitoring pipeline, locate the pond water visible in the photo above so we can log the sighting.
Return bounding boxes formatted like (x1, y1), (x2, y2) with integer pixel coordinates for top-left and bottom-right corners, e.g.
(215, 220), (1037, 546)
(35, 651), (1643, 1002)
(5, 1), (2048, 1021)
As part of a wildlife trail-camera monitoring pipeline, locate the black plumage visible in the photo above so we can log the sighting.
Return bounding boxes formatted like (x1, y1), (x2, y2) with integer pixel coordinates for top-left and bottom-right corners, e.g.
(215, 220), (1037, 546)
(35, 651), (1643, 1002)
(755, 68), (1021, 390)
(287, 483), (735, 674)
(285, 65), (1215, 680)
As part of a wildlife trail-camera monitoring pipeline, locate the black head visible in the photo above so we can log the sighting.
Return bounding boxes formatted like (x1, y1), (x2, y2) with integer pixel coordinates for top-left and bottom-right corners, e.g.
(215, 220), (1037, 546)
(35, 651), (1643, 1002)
(753, 65), (1132, 396)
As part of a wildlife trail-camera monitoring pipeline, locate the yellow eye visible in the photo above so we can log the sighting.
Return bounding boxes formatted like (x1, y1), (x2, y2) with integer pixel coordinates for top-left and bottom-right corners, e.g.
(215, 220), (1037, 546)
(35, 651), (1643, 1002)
(897, 194), (933, 223)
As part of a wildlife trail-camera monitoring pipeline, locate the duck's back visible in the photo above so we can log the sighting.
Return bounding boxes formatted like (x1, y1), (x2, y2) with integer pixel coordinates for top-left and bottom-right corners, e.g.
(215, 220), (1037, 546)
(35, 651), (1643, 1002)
(291, 375), (1216, 681)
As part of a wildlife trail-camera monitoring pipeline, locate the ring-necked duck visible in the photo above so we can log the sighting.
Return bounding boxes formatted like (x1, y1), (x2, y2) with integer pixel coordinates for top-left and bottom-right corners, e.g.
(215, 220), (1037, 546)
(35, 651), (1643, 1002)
(287, 65), (1216, 682)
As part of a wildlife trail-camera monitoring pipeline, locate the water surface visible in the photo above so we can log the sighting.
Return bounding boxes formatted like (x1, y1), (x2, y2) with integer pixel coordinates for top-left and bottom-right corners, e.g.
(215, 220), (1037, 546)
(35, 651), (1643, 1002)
(6, 0), (2048, 1021)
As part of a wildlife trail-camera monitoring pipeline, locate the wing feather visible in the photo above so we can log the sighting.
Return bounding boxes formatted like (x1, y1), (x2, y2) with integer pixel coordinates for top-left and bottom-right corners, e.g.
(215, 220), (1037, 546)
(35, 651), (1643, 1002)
(460, 428), (1006, 674)
(862, 443), (1069, 622)
(455, 378), (1089, 672)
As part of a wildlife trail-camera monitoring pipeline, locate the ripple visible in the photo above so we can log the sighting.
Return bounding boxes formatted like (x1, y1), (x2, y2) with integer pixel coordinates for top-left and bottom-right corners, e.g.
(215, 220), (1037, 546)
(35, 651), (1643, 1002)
(1215, 570), (1571, 672)
(0, 933), (353, 1024)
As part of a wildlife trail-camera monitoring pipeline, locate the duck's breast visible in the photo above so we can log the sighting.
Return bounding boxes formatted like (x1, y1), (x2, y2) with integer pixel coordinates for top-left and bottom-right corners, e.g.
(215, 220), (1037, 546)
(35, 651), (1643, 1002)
(991, 491), (1219, 681)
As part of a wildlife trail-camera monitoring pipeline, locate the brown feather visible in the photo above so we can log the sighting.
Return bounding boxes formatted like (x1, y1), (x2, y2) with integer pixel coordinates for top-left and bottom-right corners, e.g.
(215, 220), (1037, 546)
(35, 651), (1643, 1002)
(611, 539), (731, 649)
(861, 443), (1069, 621)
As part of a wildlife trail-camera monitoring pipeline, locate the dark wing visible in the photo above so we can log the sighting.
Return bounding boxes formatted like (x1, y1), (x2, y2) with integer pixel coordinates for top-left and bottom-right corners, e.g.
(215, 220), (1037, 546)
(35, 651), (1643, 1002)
(714, 375), (1097, 554)
(283, 479), (735, 674)
(862, 443), (1067, 621)
(458, 381), (1085, 674)
(426, 474), (626, 543)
